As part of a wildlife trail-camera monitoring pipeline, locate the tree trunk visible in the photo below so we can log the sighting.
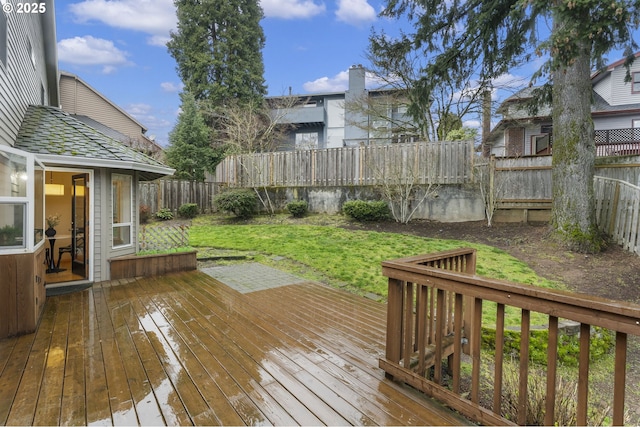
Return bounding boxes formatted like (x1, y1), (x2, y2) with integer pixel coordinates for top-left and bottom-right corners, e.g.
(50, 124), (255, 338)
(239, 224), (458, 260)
(551, 45), (601, 252)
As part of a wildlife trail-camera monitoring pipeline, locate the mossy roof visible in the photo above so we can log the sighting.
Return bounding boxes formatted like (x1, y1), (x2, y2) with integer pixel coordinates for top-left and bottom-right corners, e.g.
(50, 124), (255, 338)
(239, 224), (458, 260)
(15, 105), (173, 180)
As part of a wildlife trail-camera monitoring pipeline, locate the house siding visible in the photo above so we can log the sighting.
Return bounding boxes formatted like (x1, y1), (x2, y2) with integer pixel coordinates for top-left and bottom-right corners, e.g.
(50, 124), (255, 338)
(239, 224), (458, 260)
(608, 61), (640, 106)
(0, 6), (52, 147)
(594, 115), (640, 130)
(59, 73), (145, 141)
(593, 73), (612, 103)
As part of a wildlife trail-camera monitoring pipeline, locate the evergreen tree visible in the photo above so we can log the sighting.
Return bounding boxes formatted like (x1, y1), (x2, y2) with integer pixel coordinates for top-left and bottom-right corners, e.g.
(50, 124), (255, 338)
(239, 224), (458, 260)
(167, 0), (267, 109)
(373, 0), (639, 252)
(165, 92), (224, 181)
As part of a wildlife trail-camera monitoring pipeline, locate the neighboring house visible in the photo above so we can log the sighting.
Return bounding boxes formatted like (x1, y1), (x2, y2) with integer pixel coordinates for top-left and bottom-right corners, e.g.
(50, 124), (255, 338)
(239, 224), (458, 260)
(268, 65), (418, 150)
(59, 71), (164, 160)
(0, 2), (174, 339)
(487, 52), (640, 157)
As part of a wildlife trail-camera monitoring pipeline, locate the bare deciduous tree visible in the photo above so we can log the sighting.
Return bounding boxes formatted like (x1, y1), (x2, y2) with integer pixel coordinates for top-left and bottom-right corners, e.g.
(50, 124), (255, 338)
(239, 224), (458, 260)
(210, 97), (298, 213)
(367, 143), (439, 224)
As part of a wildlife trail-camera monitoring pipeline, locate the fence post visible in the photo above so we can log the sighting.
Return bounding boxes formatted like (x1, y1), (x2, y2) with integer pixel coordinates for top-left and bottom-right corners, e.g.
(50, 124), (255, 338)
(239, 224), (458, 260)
(610, 181), (621, 236)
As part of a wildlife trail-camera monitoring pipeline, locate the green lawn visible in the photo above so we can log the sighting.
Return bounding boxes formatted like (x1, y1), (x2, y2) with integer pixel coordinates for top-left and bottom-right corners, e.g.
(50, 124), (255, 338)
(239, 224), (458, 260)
(190, 216), (563, 298)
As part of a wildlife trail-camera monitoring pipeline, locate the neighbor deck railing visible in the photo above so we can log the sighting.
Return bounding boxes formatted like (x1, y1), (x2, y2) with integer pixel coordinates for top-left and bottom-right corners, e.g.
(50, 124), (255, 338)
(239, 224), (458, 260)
(380, 248), (640, 426)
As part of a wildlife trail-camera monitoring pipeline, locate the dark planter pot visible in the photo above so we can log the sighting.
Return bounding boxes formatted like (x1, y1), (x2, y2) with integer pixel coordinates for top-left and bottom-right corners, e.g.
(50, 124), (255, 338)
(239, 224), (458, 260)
(45, 227), (57, 238)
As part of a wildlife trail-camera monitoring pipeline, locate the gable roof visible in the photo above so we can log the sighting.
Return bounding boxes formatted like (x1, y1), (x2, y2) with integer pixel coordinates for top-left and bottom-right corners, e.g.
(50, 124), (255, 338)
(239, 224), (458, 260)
(14, 105), (174, 181)
(60, 71), (148, 132)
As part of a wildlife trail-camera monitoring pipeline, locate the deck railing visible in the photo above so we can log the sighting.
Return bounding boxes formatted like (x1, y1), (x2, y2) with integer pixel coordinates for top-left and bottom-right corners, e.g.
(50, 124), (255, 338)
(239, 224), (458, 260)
(380, 248), (640, 425)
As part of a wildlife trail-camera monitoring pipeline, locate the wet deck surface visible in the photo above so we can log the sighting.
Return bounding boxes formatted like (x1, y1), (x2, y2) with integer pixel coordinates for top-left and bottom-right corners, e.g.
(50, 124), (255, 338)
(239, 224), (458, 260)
(0, 269), (470, 426)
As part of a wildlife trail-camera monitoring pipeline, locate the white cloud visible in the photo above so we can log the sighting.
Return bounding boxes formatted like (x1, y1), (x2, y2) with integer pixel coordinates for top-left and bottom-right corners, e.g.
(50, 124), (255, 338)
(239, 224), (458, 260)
(126, 103), (153, 116)
(303, 70), (349, 92)
(304, 68), (388, 92)
(260, 0), (326, 19)
(58, 36), (131, 73)
(335, 0), (376, 26)
(69, 0), (176, 46)
(160, 82), (183, 93)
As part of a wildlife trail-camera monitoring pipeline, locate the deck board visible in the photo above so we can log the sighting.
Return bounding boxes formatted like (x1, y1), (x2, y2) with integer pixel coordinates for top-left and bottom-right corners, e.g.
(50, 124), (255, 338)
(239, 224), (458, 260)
(0, 270), (471, 426)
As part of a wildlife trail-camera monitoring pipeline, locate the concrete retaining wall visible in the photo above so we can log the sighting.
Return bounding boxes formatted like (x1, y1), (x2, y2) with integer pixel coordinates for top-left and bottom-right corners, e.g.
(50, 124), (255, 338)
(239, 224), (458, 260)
(259, 184), (485, 222)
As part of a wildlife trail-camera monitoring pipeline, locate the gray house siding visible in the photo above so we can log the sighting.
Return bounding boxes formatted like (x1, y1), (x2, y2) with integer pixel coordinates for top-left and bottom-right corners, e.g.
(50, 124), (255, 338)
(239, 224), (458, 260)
(609, 61), (640, 106)
(0, 2), (54, 148)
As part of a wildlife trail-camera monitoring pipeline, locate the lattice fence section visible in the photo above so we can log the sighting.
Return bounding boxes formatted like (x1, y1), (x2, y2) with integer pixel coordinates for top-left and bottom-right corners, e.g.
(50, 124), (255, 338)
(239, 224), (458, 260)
(139, 225), (190, 252)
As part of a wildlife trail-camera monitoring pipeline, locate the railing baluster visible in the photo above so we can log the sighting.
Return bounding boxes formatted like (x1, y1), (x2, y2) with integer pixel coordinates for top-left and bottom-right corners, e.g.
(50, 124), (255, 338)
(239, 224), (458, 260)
(403, 282), (414, 368)
(493, 303), (505, 416)
(452, 293), (463, 394)
(417, 284), (428, 376)
(434, 288), (446, 384)
(613, 331), (627, 426)
(384, 277), (403, 379)
(517, 309), (530, 425)
(428, 286), (435, 345)
(471, 297), (483, 404)
(545, 316), (559, 427)
(577, 323), (591, 426)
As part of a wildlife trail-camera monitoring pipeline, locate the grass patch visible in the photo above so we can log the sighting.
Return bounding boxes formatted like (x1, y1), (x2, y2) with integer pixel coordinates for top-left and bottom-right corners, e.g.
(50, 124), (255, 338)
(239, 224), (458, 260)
(191, 214), (565, 326)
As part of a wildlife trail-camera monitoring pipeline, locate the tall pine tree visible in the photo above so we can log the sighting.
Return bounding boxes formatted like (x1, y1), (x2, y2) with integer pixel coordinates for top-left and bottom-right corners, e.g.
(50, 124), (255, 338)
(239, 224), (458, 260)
(167, 0), (267, 109)
(372, 0), (640, 252)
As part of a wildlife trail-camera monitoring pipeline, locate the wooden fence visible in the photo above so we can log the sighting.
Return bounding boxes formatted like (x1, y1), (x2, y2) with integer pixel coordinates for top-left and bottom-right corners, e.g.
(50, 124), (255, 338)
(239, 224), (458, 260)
(138, 179), (218, 214)
(594, 176), (640, 255)
(381, 248), (640, 425)
(213, 140), (475, 187)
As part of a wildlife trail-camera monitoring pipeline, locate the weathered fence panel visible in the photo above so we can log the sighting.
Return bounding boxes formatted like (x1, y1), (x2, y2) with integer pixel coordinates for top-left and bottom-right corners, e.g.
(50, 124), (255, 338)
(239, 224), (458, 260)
(594, 176), (640, 255)
(494, 156), (553, 206)
(139, 179), (218, 214)
(214, 141), (475, 187)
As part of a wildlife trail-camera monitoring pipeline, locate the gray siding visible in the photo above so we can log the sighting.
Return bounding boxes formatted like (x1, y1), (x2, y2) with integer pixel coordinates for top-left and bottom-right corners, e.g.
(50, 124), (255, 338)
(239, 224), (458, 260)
(594, 115), (639, 130)
(609, 61), (640, 106)
(0, 4), (53, 147)
(593, 73), (612, 103)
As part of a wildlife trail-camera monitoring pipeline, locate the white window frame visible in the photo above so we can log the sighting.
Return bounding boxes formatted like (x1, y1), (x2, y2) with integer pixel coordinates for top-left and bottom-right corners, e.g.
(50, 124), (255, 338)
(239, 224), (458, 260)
(111, 173), (133, 249)
(0, 145), (44, 254)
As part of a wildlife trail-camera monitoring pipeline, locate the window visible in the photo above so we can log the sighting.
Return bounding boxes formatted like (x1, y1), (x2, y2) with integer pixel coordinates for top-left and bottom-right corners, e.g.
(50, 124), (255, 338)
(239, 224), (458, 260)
(295, 132), (318, 149)
(112, 174), (132, 247)
(0, 146), (43, 250)
(633, 72), (640, 94)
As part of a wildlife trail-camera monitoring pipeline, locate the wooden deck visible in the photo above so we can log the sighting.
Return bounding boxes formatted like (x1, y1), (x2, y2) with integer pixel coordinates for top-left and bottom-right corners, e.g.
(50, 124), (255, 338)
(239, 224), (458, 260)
(0, 270), (469, 426)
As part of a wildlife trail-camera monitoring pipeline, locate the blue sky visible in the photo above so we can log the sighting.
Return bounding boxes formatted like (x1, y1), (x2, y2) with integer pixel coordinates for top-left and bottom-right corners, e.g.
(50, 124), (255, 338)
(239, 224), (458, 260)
(55, 0), (396, 146)
(54, 1), (637, 147)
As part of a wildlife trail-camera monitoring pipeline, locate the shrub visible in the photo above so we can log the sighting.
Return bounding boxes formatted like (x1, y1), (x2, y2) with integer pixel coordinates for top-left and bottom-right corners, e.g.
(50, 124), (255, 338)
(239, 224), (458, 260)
(286, 200), (308, 218)
(214, 189), (257, 219)
(495, 360), (611, 425)
(178, 203), (199, 219)
(342, 200), (390, 222)
(139, 205), (151, 224)
(155, 208), (174, 221)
